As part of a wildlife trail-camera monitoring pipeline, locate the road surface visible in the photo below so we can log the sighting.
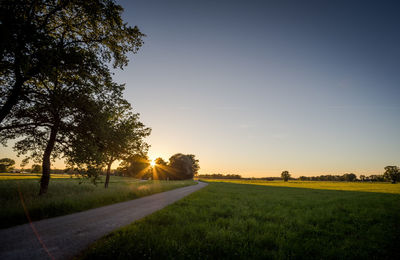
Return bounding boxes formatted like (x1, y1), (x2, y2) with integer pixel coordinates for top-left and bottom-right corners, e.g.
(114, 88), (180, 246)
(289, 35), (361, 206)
(0, 181), (207, 260)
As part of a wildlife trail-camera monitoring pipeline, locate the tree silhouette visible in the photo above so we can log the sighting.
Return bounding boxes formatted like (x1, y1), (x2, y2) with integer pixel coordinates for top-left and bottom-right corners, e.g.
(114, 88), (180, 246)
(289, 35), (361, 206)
(168, 154), (199, 180)
(0, 0), (144, 123)
(66, 100), (150, 188)
(118, 154), (151, 179)
(31, 164), (42, 173)
(281, 170), (291, 182)
(0, 158), (15, 172)
(384, 166), (400, 184)
(0, 1), (145, 195)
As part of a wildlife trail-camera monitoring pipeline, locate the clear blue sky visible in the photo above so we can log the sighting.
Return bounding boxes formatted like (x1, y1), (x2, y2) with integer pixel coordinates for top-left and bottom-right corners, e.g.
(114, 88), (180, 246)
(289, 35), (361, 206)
(118, 0), (400, 177)
(2, 0), (399, 176)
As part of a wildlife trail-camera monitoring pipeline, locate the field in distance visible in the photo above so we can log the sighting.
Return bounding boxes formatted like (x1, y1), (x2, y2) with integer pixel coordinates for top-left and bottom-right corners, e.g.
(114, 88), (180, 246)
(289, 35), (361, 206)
(81, 180), (400, 259)
(0, 173), (76, 180)
(0, 173), (196, 229)
(201, 179), (400, 194)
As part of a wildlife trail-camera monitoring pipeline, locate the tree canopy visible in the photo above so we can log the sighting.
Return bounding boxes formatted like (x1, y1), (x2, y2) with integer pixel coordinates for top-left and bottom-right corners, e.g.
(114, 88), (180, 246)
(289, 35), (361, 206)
(0, 0), (146, 195)
(118, 154), (151, 179)
(66, 99), (151, 188)
(0, 0), (144, 123)
(168, 154), (200, 180)
(31, 164), (42, 173)
(0, 158), (15, 172)
(281, 170), (290, 182)
(384, 166), (400, 184)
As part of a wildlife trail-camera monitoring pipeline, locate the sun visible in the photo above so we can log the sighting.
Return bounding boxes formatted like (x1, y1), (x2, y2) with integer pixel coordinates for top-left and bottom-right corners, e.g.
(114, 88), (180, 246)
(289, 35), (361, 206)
(150, 159), (156, 167)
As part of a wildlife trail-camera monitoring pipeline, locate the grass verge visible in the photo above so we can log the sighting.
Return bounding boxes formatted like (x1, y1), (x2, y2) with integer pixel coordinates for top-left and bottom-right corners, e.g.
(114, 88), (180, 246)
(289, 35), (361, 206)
(80, 181), (400, 259)
(0, 174), (196, 229)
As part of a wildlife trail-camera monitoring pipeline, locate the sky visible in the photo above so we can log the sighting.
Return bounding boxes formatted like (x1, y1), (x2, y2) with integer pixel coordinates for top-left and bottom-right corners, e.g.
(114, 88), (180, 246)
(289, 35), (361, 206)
(2, 0), (400, 177)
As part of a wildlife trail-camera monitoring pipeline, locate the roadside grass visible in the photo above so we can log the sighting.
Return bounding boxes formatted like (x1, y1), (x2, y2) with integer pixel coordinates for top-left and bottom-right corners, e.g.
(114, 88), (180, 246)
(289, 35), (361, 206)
(201, 179), (400, 194)
(81, 181), (400, 259)
(0, 174), (196, 229)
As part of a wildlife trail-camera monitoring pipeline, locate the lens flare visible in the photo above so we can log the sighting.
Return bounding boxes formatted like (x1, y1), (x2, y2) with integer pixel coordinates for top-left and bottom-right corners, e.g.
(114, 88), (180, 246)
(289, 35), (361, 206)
(150, 159), (156, 167)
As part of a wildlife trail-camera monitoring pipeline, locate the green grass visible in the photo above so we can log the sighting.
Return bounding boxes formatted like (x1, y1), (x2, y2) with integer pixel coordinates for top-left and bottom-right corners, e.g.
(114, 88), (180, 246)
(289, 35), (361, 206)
(0, 173), (77, 180)
(0, 174), (196, 229)
(80, 181), (400, 259)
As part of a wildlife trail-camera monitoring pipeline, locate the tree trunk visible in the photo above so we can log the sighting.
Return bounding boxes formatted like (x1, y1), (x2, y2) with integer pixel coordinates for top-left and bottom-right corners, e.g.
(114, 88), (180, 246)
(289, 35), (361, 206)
(104, 161), (112, 188)
(0, 74), (24, 123)
(39, 121), (60, 195)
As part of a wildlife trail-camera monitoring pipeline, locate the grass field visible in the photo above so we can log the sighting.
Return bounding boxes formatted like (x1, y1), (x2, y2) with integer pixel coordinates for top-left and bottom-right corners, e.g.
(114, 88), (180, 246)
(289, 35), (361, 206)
(0, 173), (76, 180)
(201, 179), (400, 194)
(81, 181), (400, 259)
(0, 173), (196, 229)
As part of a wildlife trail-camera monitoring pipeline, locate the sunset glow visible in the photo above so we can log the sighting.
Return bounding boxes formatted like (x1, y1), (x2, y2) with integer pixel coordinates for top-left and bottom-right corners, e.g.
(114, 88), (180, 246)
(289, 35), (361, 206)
(150, 159), (156, 167)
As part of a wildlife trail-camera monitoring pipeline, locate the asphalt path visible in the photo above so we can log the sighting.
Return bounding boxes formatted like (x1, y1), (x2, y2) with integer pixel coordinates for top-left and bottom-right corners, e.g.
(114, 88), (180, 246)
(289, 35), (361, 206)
(0, 181), (207, 260)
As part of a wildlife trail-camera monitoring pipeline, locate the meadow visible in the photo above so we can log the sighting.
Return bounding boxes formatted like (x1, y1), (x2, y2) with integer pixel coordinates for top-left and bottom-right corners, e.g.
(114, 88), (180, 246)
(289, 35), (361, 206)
(202, 179), (400, 194)
(0, 173), (196, 229)
(81, 180), (400, 259)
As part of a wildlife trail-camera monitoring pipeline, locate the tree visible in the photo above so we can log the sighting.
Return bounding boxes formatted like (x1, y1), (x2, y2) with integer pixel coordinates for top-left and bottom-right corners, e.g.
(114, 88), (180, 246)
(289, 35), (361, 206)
(281, 170), (290, 182)
(343, 173), (357, 182)
(152, 157), (169, 180)
(383, 166), (400, 184)
(155, 157), (167, 166)
(360, 175), (366, 181)
(0, 64), (124, 194)
(0, 158), (15, 172)
(168, 154), (200, 180)
(119, 154), (151, 179)
(31, 164), (42, 173)
(66, 100), (151, 188)
(369, 174), (385, 182)
(0, 1), (145, 195)
(0, 0), (144, 123)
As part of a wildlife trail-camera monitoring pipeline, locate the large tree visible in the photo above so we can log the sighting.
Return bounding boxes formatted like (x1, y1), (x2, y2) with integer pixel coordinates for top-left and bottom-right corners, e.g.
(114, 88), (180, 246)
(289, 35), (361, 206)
(0, 61), (128, 194)
(0, 158), (15, 172)
(281, 170), (290, 182)
(66, 100), (151, 188)
(0, 0), (144, 123)
(0, 0), (145, 194)
(118, 154), (151, 179)
(168, 154), (199, 180)
(384, 166), (400, 184)
(151, 157), (169, 180)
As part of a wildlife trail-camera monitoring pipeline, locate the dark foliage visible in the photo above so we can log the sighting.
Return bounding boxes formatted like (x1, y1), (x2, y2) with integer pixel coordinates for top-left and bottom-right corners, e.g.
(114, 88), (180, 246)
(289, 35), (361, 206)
(0, 158), (15, 172)
(198, 173), (242, 179)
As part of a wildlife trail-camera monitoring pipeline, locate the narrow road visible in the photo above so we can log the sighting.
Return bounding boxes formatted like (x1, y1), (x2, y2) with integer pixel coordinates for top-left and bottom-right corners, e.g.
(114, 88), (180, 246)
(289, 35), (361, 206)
(0, 181), (207, 260)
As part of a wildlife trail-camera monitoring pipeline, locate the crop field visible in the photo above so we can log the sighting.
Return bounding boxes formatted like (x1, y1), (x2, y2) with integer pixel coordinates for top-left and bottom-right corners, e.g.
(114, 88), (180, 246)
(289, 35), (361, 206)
(201, 179), (400, 194)
(81, 181), (400, 259)
(0, 174), (196, 229)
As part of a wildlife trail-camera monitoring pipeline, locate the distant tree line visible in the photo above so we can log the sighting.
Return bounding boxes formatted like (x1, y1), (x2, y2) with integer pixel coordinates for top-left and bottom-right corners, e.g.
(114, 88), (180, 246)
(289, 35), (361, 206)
(298, 173), (357, 182)
(299, 167), (400, 183)
(196, 166), (400, 183)
(198, 173), (242, 179)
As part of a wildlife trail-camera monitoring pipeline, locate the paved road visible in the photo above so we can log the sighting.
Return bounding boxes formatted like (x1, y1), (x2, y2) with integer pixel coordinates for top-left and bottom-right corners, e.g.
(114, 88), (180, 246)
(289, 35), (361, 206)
(0, 181), (207, 260)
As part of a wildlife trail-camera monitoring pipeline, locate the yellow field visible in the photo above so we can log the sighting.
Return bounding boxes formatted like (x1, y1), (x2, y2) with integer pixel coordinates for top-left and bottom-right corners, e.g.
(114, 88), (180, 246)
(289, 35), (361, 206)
(201, 179), (400, 194)
(0, 173), (75, 180)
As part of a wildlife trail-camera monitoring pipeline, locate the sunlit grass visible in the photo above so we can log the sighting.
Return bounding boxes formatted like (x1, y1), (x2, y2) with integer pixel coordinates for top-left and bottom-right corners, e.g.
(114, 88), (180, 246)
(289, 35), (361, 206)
(80, 182), (400, 259)
(0, 176), (196, 228)
(0, 173), (76, 180)
(201, 179), (400, 194)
